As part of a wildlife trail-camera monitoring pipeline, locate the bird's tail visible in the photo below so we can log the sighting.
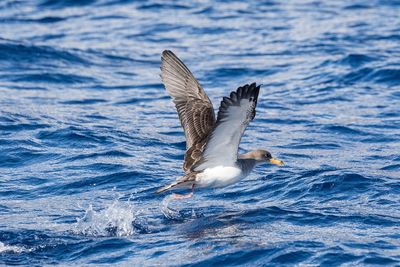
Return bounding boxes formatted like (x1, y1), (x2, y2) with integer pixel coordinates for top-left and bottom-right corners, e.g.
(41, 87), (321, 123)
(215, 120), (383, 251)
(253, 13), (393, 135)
(155, 173), (196, 194)
(155, 181), (180, 194)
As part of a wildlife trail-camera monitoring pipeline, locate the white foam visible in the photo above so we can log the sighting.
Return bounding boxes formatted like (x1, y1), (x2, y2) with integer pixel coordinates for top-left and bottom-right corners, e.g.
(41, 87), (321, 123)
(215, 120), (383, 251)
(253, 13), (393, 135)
(0, 241), (30, 253)
(161, 195), (181, 219)
(73, 199), (140, 237)
(160, 194), (200, 220)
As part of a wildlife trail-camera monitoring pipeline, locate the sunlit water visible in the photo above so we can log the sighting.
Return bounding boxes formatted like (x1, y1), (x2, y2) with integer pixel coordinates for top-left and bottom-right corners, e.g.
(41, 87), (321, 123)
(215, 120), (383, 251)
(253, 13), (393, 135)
(1, 0), (400, 265)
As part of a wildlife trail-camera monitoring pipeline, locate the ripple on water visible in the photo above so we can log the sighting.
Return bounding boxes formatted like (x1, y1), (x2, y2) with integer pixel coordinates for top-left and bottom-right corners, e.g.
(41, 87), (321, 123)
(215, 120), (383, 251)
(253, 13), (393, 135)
(60, 99), (108, 105)
(381, 164), (400, 171)
(323, 125), (370, 136)
(9, 72), (97, 85)
(0, 149), (60, 168)
(0, 40), (88, 66)
(342, 67), (400, 86)
(338, 53), (376, 68)
(287, 142), (341, 150)
(66, 150), (132, 162)
(59, 170), (151, 194)
(308, 173), (374, 195)
(36, 127), (111, 148)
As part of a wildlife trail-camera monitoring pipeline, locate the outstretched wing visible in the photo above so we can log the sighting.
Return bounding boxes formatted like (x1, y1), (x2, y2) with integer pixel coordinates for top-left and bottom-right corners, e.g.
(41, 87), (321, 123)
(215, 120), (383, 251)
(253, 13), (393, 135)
(193, 83), (261, 171)
(160, 50), (216, 172)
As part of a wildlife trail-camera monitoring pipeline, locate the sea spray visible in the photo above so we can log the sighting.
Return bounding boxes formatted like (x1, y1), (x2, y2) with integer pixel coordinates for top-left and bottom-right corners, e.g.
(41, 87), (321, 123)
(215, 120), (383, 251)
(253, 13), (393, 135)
(160, 194), (201, 220)
(0, 241), (33, 254)
(74, 199), (141, 237)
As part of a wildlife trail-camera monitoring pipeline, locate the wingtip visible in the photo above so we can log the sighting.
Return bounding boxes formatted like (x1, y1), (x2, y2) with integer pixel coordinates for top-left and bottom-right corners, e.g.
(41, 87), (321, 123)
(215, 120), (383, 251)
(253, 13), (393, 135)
(162, 50), (175, 58)
(235, 82), (260, 100)
(249, 82), (260, 94)
(249, 82), (261, 94)
(161, 50), (177, 73)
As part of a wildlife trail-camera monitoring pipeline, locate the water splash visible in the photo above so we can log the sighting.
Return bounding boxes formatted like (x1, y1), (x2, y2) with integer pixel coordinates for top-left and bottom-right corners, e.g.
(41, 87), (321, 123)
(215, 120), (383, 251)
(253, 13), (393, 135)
(0, 241), (32, 253)
(161, 195), (181, 220)
(73, 199), (141, 237)
(160, 194), (201, 220)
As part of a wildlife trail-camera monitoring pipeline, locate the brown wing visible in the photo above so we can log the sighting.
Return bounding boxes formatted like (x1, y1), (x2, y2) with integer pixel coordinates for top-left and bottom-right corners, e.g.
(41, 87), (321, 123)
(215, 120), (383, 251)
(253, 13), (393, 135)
(160, 50), (216, 173)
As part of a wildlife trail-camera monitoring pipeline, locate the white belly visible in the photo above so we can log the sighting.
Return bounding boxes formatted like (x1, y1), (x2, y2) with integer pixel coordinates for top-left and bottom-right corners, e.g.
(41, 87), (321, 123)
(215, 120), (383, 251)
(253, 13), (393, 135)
(196, 166), (246, 188)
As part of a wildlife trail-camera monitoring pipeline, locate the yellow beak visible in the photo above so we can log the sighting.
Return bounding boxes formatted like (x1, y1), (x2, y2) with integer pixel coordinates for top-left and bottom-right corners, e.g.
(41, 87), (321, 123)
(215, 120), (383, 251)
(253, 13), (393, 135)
(269, 158), (284, 166)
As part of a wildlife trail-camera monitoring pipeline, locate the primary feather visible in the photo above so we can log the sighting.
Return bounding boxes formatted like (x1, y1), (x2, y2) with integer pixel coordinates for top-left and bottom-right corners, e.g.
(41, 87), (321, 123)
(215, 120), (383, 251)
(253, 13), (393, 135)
(194, 83), (260, 171)
(161, 50), (216, 173)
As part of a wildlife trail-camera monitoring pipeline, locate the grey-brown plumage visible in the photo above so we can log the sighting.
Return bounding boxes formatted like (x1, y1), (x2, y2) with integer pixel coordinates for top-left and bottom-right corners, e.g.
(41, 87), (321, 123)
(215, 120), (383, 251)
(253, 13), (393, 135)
(161, 50), (215, 173)
(157, 50), (283, 195)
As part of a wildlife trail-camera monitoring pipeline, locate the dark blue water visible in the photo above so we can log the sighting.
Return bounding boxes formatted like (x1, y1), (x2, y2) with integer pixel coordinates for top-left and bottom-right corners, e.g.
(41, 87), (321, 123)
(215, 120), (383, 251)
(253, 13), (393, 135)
(1, 0), (400, 265)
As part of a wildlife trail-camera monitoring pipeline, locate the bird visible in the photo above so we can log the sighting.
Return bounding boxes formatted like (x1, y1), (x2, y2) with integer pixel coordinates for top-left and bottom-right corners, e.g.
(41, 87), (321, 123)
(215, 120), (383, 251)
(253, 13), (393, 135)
(156, 50), (284, 199)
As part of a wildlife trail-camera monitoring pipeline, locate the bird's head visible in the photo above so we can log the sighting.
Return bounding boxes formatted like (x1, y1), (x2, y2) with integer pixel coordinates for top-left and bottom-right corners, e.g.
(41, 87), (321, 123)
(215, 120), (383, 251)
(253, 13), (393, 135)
(240, 149), (284, 166)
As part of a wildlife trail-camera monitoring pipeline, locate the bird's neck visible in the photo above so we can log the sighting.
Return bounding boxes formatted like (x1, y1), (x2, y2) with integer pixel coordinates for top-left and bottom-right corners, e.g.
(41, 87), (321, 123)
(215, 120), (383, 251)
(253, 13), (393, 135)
(239, 151), (251, 159)
(236, 158), (257, 176)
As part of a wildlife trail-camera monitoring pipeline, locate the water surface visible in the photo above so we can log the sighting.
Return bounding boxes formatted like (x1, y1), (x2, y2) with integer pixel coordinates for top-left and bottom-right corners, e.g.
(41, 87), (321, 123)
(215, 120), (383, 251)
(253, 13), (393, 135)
(1, 0), (400, 265)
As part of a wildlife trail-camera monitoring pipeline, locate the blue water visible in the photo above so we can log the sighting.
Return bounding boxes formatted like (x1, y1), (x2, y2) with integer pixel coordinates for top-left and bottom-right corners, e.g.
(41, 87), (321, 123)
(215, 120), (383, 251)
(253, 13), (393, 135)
(1, 0), (400, 265)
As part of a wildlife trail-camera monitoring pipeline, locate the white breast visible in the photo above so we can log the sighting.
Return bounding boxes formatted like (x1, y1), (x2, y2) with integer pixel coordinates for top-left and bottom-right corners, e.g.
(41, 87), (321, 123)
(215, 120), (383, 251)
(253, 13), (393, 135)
(196, 165), (246, 188)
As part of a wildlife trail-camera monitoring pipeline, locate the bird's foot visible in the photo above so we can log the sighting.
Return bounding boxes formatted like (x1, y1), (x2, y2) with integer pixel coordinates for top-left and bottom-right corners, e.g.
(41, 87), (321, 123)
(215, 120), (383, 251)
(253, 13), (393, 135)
(172, 192), (193, 199)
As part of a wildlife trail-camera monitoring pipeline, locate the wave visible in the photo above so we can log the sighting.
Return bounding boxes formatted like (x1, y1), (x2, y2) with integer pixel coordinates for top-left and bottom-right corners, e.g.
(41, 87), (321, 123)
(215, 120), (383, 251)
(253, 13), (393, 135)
(36, 126), (112, 148)
(338, 53), (376, 68)
(341, 67), (400, 86)
(0, 39), (88, 66)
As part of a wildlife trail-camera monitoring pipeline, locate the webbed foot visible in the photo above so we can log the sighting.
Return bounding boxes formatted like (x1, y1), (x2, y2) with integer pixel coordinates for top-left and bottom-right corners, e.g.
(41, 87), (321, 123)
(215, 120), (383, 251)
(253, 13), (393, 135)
(172, 192), (193, 199)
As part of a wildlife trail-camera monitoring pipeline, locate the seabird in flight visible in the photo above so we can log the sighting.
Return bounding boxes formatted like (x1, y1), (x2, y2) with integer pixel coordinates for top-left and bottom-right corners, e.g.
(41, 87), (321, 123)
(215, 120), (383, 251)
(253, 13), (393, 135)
(156, 50), (284, 199)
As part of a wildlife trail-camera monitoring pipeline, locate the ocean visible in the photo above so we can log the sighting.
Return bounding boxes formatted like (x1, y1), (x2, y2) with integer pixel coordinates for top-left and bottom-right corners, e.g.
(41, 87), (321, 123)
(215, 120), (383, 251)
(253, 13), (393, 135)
(1, 0), (400, 265)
